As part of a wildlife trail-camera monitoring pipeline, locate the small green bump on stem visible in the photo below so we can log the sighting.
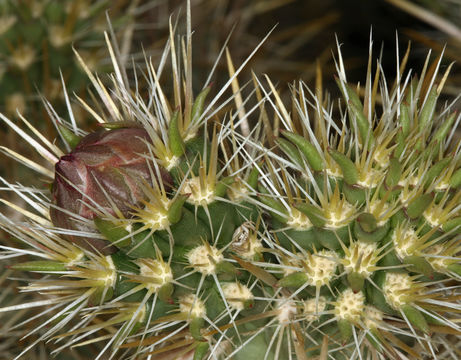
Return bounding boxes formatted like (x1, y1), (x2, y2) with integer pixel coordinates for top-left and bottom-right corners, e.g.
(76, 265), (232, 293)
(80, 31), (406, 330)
(394, 129), (406, 159)
(168, 109), (185, 157)
(193, 341), (210, 360)
(111, 252), (139, 273)
(294, 203), (325, 227)
(276, 137), (304, 167)
(347, 272), (365, 293)
(99, 121), (142, 129)
(336, 77), (363, 111)
(128, 225), (161, 258)
(366, 329), (383, 352)
(168, 194), (189, 224)
(58, 124), (81, 149)
(403, 256), (434, 278)
(424, 312), (444, 326)
(356, 212), (377, 233)
(406, 193), (433, 219)
(247, 165), (260, 190)
(369, 283), (395, 314)
(89, 286), (114, 306)
(215, 261), (239, 276)
(418, 87), (438, 131)
(158, 283), (174, 304)
(315, 226), (348, 250)
(423, 158), (451, 188)
(433, 111), (457, 143)
(243, 299), (255, 310)
(277, 271), (309, 288)
(328, 149), (358, 185)
(442, 216), (461, 234)
(191, 86), (211, 124)
(400, 103), (411, 137)
(337, 318), (353, 342)
(447, 263), (461, 276)
(343, 184), (367, 206)
(190, 317), (205, 340)
(281, 130), (324, 171)
(450, 168), (461, 188)
(415, 137), (426, 152)
(348, 100), (375, 147)
(94, 218), (131, 247)
(385, 158), (402, 189)
(401, 304), (430, 334)
(354, 220), (390, 243)
(345, 83), (363, 111)
(258, 185), (288, 223)
(215, 176), (235, 198)
(10, 260), (67, 272)
(391, 209), (407, 227)
(404, 77), (418, 104)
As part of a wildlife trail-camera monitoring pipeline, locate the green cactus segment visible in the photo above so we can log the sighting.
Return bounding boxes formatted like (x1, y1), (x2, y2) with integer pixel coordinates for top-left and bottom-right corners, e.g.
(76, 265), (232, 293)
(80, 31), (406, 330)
(403, 256), (434, 278)
(343, 183), (367, 205)
(214, 260), (239, 276)
(257, 185), (288, 223)
(328, 149), (358, 185)
(336, 79), (375, 147)
(447, 263), (461, 277)
(433, 111), (457, 143)
(343, 82), (363, 111)
(281, 130), (324, 171)
(354, 217), (389, 243)
(277, 271), (309, 288)
(275, 137), (304, 168)
(247, 166), (260, 190)
(406, 193), (433, 219)
(10, 260), (67, 272)
(347, 272), (365, 293)
(450, 167), (461, 188)
(442, 217), (461, 233)
(348, 99), (375, 147)
(194, 341), (210, 360)
(168, 110), (185, 157)
(190, 317), (205, 340)
(401, 304), (430, 334)
(167, 194), (189, 224)
(294, 203), (326, 227)
(58, 124), (81, 149)
(191, 86), (211, 124)
(399, 103), (411, 137)
(423, 158), (452, 188)
(215, 176), (235, 197)
(355, 212), (377, 232)
(94, 218), (132, 248)
(418, 87), (438, 134)
(394, 129), (406, 158)
(385, 158), (402, 189)
(337, 318), (354, 342)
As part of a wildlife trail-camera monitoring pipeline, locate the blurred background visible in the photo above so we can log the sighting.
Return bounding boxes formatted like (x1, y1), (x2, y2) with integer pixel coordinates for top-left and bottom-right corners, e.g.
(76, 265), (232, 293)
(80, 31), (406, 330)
(1, 0), (461, 358)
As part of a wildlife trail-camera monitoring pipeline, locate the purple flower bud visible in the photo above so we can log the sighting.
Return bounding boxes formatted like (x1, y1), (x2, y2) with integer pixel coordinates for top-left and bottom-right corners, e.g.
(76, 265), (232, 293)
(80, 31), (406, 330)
(50, 127), (172, 254)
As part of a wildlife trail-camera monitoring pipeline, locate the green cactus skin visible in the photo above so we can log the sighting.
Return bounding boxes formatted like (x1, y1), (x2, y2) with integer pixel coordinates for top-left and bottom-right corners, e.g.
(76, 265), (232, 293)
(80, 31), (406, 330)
(1, 7), (461, 360)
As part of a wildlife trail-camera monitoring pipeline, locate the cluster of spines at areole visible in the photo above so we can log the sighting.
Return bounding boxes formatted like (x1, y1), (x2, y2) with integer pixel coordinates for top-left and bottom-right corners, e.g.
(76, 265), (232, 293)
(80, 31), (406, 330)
(0, 6), (461, 360)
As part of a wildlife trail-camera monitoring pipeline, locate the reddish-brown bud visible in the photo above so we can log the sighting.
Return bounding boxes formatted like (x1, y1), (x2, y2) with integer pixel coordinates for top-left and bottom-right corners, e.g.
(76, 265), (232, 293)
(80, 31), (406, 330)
(50, 127), (171, 254)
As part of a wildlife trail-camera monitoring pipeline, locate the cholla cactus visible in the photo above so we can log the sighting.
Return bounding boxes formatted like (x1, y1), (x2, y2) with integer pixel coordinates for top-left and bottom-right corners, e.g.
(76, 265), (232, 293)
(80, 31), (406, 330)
(1, 4), (461, 360)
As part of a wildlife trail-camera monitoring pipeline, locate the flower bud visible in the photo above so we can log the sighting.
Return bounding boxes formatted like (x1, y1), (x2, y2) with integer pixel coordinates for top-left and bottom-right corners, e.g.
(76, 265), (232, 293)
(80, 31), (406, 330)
(50, 127), (171, 254)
